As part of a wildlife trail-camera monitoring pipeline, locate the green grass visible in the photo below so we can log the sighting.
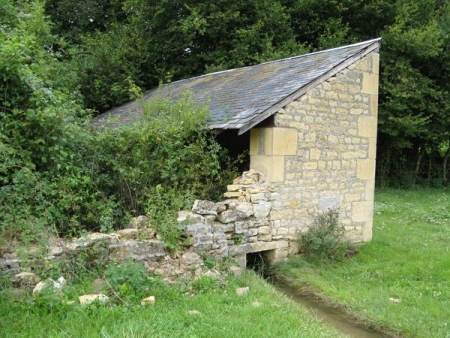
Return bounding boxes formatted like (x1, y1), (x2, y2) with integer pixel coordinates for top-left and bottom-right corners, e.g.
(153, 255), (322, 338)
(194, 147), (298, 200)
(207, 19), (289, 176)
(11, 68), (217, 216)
(275, 188), (450, 338)
(0, 271), (347, 338)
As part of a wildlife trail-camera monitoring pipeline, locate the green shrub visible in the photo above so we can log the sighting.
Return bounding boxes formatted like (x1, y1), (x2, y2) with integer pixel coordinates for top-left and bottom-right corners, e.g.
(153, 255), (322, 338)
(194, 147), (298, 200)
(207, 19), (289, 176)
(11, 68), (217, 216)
(104, 261), (152, 303)
(298, 208), (352, 260)
(1, 85), (240, 242)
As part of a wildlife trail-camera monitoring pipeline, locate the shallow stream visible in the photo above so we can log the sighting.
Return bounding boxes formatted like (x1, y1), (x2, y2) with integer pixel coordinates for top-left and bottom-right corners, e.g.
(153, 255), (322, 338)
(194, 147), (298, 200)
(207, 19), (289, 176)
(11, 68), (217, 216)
(269, 276), (393, 338)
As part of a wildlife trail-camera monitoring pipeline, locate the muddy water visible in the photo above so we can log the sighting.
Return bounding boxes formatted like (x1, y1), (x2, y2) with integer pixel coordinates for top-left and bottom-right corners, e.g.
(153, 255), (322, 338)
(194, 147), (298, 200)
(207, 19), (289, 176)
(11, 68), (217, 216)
(270, 277), (392, 338)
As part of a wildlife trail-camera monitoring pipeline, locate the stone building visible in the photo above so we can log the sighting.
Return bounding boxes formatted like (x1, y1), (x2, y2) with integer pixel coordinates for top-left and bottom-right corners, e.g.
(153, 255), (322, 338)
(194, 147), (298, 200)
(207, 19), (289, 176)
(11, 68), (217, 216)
(93, 39), (381, 265)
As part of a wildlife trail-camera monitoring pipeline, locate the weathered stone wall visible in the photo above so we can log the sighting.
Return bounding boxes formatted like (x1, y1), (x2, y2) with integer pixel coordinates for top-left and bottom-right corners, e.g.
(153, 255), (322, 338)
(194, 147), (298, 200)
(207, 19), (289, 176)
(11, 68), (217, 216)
(1, 170), (290, 277)
(179, 169), (290, 268)
(250, 51), (379, 243)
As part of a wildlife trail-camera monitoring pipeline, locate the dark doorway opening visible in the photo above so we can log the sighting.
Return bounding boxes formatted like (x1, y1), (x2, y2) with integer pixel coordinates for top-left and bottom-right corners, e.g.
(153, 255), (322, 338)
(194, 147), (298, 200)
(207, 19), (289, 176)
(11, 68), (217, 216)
(246, 250), (273, 277)
(216, 129), (250, 173)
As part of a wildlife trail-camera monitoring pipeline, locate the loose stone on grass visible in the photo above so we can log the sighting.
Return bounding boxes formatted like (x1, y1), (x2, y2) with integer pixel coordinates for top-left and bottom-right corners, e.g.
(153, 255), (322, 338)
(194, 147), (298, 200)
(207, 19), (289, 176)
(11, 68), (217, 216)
(188, 310), (201, 315)
(236, 287), (249, 296)
(10, 272), (40, 288)
(79, 294), (109, 305)
(141, 296), (156, 306)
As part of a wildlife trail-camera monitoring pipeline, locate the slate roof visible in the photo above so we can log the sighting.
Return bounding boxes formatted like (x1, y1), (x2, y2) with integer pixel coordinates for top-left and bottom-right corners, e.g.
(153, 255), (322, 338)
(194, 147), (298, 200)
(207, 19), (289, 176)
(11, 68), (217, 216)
(93, 38), (381, 135)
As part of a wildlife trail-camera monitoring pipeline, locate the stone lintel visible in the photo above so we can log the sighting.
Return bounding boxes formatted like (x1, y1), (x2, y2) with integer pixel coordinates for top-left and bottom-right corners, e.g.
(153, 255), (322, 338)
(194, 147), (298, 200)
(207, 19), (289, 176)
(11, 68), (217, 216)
(247, 240), (289, 253)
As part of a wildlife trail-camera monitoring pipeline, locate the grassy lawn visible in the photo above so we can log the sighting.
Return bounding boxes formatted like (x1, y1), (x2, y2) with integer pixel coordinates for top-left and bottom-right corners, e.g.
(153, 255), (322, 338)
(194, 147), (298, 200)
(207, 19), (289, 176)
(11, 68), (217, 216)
(0, 270), (346, 338)
(274, 188), (450, 338)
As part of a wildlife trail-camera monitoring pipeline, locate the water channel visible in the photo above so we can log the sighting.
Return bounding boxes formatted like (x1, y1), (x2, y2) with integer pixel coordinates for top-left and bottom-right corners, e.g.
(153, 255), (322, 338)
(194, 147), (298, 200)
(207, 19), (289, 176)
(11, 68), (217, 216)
(247, 252), (396, 337)
(269, 276), (394, 338)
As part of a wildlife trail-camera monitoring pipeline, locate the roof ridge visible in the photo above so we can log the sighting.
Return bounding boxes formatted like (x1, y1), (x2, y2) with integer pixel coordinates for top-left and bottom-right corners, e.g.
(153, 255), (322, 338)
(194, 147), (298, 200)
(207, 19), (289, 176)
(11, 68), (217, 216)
(166, 38), (381, 85)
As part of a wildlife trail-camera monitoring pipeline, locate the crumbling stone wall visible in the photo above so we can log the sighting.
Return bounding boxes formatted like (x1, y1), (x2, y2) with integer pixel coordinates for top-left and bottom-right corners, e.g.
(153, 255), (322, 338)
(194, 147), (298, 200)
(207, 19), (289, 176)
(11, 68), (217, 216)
(1, 170), (291, 278)
(250, 51), (379, 243)
(179, 169), (290, 268)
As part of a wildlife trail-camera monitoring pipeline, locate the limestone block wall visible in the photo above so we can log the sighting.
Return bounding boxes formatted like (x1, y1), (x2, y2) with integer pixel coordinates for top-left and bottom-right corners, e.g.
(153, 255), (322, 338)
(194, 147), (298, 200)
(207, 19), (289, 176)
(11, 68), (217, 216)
(179, 170), (290, 267)
(250, 51), (379, 243)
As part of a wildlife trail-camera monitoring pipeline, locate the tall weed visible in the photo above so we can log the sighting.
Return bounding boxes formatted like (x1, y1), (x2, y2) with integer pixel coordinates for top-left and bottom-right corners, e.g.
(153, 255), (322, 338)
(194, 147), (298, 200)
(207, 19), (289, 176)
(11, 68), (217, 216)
(298, 208), (352, 260)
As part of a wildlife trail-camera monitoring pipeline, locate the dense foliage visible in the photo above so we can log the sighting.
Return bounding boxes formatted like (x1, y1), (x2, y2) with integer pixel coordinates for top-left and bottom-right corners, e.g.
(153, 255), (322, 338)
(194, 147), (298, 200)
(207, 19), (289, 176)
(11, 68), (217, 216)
(297, 208), (353, 261)
(0, 1), (239, 242)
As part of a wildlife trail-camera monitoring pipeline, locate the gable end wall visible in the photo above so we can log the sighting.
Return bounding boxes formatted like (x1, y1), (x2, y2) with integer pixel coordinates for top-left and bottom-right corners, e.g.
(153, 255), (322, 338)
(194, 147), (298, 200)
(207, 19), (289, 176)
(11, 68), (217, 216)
(250, 51), (379, 244)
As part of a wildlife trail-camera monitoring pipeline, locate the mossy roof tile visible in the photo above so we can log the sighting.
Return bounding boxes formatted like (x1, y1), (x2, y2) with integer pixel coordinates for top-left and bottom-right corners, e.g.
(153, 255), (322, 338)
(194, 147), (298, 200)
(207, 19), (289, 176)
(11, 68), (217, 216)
(93, 39), (381, 134)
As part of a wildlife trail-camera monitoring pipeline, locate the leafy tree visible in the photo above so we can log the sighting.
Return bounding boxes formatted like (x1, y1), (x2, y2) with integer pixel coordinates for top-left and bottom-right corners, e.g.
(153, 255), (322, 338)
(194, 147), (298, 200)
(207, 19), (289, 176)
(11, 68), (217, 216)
(376, 0), (448, 186)
(0, 0), (97, 237)
(44, 0), (126, 42)
(41, 0), (450, 186)
(71, 26), (147, 112)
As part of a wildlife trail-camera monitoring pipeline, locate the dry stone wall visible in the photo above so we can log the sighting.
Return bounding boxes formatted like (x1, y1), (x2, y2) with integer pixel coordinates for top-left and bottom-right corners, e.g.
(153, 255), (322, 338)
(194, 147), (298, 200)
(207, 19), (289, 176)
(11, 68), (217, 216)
(1, 170), (291, 278)
(179, 169), (290, 267)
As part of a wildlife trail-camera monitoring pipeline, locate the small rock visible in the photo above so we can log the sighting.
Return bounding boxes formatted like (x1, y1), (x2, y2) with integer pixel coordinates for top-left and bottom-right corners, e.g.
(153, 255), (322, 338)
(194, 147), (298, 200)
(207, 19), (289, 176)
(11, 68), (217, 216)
(33, 281), (52, 295)
(79, 294), (109, 305)
(253, 202), (272, 219)
(49, 246), (65, 256)
(252, 300), (261, 307)
(128, 215), (149, 229)
(141, 296), (155, 306)
(33, 277), (66, 295)
(388, 297), (401, 303)
(229, 265), (243, 275)
(181, 252), (203, 266)
(203, 269), (220, 278)
(217, 209), (249, 224)
(216, 203), (227, 213)
(188, 310), (201, 315)
(236, 287), (249, 296)
(11, 272), (41, 288)
(54, 276), (66, 290)
(192, 200), (218, 216)
(223, 191), (242, 199)
(235, 202), (254, 218)
(226, 185), (241, 192)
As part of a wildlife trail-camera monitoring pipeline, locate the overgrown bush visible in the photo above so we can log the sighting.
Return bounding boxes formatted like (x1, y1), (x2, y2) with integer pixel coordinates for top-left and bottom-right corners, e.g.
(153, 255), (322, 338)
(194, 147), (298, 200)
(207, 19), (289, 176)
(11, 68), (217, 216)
(0, 1), (241, 245)
(1, 92), (240, 242)
(298, 208), (353, 260)
(89, 92), (241, 245)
